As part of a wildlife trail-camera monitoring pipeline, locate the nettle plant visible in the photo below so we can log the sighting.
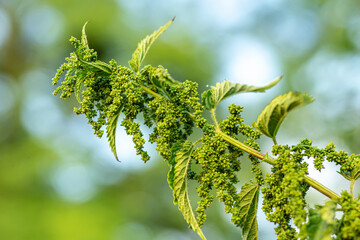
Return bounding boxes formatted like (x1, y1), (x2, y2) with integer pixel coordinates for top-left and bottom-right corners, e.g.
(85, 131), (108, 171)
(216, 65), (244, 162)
(53, 19), (360, 240)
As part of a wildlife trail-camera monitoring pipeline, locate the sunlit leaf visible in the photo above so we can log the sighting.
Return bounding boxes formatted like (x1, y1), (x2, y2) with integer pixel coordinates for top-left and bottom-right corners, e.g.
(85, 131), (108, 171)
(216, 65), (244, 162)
(238, 180), (259, 240)
(253, 91), (314, 143)
(78, 22), (112, 74)
(106, 106), (123, 161)
(173, 141), (206, 240)
(305, 201), (337, 240)
(81, 21), (89, 47)
(201, 77), (281, 110)
(129, 18), (175, 73)
(77, 58), (112, 74)
(148, 66), (181, 89)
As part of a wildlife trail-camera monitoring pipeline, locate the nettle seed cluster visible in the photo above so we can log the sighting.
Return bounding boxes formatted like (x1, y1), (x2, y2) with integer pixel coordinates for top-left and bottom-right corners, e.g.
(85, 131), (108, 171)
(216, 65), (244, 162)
(53, 36), (204, 163)
(191, 104), (263, 227)
(53, 21), (360, 240)
(262, 139), (360, 240)
(52, 30), (263, 231)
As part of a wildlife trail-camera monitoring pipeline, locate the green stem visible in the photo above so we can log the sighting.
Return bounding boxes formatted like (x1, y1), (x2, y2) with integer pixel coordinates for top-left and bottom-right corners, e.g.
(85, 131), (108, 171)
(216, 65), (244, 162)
(140, 85), (162, 99)
(216, 128), (340, 200)
(304, 175), (340, 200)
(216, 129), (268, 162)
(193, 138), (202, 147)
(141, 82), (340, 200)
(211, 109), (219, 129)
(141, 84), (198, 122)
(350, 179), (355, 198)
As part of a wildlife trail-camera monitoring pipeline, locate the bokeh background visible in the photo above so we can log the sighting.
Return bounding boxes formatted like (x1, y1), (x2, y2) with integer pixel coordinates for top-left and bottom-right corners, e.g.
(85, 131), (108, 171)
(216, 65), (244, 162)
(1, 0), (360, 239)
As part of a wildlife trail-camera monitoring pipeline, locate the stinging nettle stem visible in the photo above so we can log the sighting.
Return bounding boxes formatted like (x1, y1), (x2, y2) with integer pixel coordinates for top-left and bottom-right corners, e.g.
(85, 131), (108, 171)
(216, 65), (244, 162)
(146, 82), (341, 200)
(216, 129), (340, 200)
(140, 85), (162, 99)
(350, 179), (355, 198)
(210, 109), (219, 129)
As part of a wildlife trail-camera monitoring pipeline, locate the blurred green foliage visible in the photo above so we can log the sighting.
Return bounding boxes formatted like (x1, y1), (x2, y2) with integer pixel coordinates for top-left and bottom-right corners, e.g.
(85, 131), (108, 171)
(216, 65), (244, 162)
(1, 0), (360, 239)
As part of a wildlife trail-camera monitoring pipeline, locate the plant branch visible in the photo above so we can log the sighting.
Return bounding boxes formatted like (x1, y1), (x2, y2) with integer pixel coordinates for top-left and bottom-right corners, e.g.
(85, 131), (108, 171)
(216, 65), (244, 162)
(216, 129), (268, 162)
(350, 179), (355, 198)
(216, 128), (340, 200)
(140, 85), (163, 99)
(140, 81), (340, 200)
(210, 109), (219, 129)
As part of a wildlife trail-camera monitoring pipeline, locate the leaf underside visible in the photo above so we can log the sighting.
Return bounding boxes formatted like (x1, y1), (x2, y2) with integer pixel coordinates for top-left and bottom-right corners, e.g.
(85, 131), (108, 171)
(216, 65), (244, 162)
(238, 180), (260, 240)
(129, 18), (175, 73)
(173, 141), (206, 240)
(202, 77), (281, 110)
(253, 91), (314, 142)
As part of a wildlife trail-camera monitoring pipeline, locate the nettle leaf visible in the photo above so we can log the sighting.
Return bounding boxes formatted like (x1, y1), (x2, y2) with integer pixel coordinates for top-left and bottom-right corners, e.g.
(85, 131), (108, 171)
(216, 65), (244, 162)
(339, 157), (360, 181)
(106, 106), (123, 161)
(167, 142), (183, 197)
(78, 58), (112, 74)
(129, 18), (175, 73)
(201, 77), (281, 110)
(305, 201), (337, 240)
(148, 66), (181, 90)
(77, 22), (112, 74)
(352, 165), (360, 180)
(238, 180), (260, 240)
(344, 157), (360, 180)
(81, 21), (89, 47)
(74, 73), (89, 103)
(173, 141), (206, 240)
(253, 92), (314, 143)
(74, 76), (83, 103)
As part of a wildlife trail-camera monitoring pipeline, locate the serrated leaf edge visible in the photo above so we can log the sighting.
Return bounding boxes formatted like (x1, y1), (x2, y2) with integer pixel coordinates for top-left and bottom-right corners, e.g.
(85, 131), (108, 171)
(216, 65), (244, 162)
(81, 21), (89, 47)
(202, 76), (281, 110)
(129, 18), (174, 73)
(173, 141), (206, 240)
(253, 91), (314, 142)
(106, 106), (123, 161)
(238, 180), (259, 240)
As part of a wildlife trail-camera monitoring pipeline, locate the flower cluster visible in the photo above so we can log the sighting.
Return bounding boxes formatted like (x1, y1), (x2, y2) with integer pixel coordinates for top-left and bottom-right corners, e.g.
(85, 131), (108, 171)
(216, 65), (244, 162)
(53, 24), (360, 240)
(191, 104), (262, 227)
(263, 139), (360, 239)
(53, 35), (206, 163)
(262, 143), (310, 240)
(337, 191), (360, 239)
(292, 139), (360, 180)
(53, 37), (114, 138)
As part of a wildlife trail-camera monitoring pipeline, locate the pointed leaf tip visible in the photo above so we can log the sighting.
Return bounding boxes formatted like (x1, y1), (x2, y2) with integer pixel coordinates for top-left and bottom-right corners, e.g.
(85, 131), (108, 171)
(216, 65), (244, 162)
(201, 76), (282, 110)
(173, 141), (206, 240)
(106, 106), (123, 161)
(253, 91), (314, 142)
(81, 21), (89, 47)
(129, 19), (174, 73)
